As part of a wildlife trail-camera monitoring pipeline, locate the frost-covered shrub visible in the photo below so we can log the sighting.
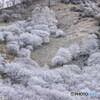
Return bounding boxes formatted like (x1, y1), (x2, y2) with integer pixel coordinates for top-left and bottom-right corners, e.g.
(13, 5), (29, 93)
(19, 33), (43, 48)
(87, 52), (100, 66)
(0, 56), (100, 100)
(34, 25), (50, 32)
(68, 43), (80, 59)
(3, 31), (12, 40)
(31, 30), (50, 43)
(79, 1), (99, 18)
(7, 41), (19, 55)
(52, 48), (72, 67)
(0, 31), (12, 43)
(7, 25), (22, 35)
(0, 84), (18, 100)
(56, 48), (72, 61)
(18, 40), (25, 48)
(1, 13), (10, 22)
(14, 57), (40, 69)
(32, 6), (58, 26)
(83, 7), (95, 17)
(50, 25), (57, 34)
(0, 26), (8, 32)
(26, 45), (33, 51)
(6, 34), (18, 42)
(18, 48), (31, 58)
(2, 10), (14, 15)
(52, 56), (67, 67)
(5, 62), (31, 85)
(11, 14), (23, 20)
(32, 7), (41, 24)
(14, 20), (26, 29)
(56, 29), (65, 38)
(15, 7), (26, 14)
(25, 26), (33, 33)
(28, 76), (47, 87)
(81, 34), (99, 55)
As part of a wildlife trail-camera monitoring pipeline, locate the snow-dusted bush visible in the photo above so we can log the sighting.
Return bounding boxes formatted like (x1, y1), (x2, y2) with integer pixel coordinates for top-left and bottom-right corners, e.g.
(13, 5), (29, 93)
(6, 25), (22, 35)
(2, 10), (14, 15)
(7, 41), (19, 55)
(68, 43), (80, 59)
(11, 14), (23, 20)
(83, 7), (95, 17)
(79, 0), (100, 18)
(0, 26), (8, 32)
(56, 48), (72, 61)
(31, 30), (50, 43)
(5, 62), (31, 85)
(14, 57), (40, 69)
(13, 20), (26, 29)
(56, 29), (65, 38)
(18, 48), (31, 58)
(0, 31), (13, 42)
(25, 26), (33, 33)
(52, 48), (72, 67)
(6, 34), (18, 42)
(87, 52), (100, 66)
(19, 33), (43, 48)
(1, 13), (10, 22)
(15, 7), (26, 14)
(26, 45), (33, 51)
(81, 34), (99, 55)
(32, 6), (58, 26)
(52, 56), (67, 67)
(3, 31), (12, 39)
(50, 25), (57, 34)
(0, 55), (100, 100)
(32, 7), (41, 24)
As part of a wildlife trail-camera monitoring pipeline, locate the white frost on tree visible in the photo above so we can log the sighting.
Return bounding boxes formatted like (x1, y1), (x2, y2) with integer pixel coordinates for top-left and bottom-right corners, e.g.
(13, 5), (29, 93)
(81, 34), (99, 55)
(52, 48), (72, 67)
(87, 52), (100, 66)
(56, 29), (65, 38)
(68, 43), (80, 59)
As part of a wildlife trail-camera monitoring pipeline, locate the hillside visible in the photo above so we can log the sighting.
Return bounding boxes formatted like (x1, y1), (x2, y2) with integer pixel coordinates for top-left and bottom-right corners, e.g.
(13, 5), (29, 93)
(0, 0), (100, 100)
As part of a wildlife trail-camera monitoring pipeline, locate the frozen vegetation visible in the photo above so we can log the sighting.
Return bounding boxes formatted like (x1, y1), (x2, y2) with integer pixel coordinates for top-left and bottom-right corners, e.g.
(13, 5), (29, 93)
(0, 52), (100, 100)
(0, 33), (100, 100)
(0, 0), (100, 100)
(0, 6), (64, 55)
